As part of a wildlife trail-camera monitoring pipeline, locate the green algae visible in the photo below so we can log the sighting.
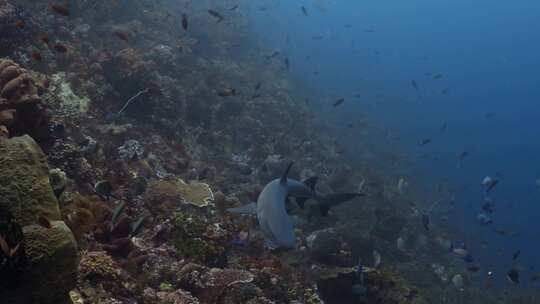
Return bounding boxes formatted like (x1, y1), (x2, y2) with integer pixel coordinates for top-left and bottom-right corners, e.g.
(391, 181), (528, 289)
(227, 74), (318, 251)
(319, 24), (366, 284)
(159, 282), (174, 292)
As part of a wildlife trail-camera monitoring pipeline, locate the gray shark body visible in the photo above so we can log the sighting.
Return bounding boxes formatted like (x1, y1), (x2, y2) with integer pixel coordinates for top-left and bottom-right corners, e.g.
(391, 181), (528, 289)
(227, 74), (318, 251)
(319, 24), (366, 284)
(257, 178), (316, 248)
(228, 163), (363, 249)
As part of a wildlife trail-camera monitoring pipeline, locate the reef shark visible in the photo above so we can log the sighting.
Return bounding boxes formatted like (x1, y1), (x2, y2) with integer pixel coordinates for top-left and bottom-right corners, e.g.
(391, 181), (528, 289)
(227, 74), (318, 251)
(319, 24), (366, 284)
(228, 162), (364, 249)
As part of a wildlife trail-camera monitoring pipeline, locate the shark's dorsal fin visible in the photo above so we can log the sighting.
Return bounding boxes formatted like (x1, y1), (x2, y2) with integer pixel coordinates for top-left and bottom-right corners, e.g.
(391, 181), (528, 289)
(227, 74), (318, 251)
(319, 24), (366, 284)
(281, 162), (294, 184)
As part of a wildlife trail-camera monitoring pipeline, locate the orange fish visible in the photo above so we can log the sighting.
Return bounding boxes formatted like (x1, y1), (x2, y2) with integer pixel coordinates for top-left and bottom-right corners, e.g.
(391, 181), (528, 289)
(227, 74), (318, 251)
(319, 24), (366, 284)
(113, 30), (130, 42)
(31, 51), (42, 61)
(53, 43), (68, 53)
(14, 20), (25, 29)
(39, 33), (50, 45)
(49, 3), (70, 16)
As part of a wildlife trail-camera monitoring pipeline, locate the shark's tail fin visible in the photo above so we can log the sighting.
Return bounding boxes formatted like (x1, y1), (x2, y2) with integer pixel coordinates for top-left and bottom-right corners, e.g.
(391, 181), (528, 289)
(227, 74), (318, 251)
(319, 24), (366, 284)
(296, 176), (318, 209)
(318, 193), (365, 216)
(227, 202), (257, 215)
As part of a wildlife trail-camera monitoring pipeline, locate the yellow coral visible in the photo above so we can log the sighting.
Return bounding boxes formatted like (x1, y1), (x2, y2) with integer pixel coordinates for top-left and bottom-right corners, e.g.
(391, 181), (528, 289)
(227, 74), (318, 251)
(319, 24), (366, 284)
(145, 179), (214, 209)
(69, 290), (84, 304)
(176, 180), (214, 207)
(304, 287), (324, 304)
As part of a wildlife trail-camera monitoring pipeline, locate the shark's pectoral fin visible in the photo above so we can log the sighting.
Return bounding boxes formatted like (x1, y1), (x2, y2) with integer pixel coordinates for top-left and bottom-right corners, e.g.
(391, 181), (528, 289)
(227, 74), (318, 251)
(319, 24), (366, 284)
(227, 202), (257, 215)
(322, 193), (365, 206)
(318, 193), (366, 216)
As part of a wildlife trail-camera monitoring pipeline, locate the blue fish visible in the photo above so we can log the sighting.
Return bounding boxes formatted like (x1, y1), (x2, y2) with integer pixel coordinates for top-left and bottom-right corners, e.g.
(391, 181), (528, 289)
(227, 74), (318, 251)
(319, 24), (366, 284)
(356, 258), (364, 284)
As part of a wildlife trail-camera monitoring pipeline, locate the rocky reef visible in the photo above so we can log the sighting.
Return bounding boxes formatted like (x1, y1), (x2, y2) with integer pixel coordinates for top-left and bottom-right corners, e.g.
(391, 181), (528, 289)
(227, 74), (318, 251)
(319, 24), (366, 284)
(0, 0), (513, 303)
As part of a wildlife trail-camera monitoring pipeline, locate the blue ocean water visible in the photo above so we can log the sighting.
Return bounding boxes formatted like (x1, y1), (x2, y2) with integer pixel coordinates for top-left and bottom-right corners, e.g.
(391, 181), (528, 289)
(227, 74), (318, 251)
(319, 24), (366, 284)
(247, 0), (540, 289)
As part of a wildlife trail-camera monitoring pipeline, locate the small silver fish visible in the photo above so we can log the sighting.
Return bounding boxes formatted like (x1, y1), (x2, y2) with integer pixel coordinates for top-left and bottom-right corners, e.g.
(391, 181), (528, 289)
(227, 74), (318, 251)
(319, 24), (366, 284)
(397, 237), (406, 251)
(373, 250), (381, 268)
(452, 274), (465, 291)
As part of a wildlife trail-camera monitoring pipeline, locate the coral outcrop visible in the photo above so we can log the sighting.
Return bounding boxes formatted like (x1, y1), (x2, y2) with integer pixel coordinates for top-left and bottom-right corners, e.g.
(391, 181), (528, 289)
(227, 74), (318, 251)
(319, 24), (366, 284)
(0, 135), (78, 304)
(0, 59), (50, 143)
(0, 135), (60, 225)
